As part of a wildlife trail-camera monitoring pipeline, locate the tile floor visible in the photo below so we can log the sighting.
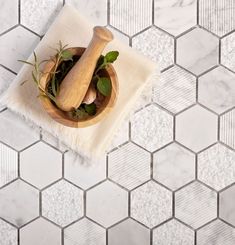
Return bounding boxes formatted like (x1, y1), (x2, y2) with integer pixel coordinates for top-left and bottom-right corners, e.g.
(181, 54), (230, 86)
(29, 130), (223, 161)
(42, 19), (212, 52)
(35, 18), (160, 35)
(0, 0), (235, 244)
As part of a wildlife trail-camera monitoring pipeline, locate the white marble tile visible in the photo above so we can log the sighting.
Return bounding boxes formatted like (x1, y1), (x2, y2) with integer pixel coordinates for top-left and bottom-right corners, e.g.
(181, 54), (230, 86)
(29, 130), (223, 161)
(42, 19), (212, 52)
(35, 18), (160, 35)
(154, 0), (197, 36)
(176, 105), (218, 152)
(175, 182), (217, 229)
(0, 219), (17, 245)
(0, 179), (39, 227)
(86, 181), (128, 227)
(131, 181), (172, 228)
(42, 180), (84, 227)
(0, 66), (15, 101)
(176, 28), (219, 75)
(108, 142), (151, 190)
(132, 27), (174, 71)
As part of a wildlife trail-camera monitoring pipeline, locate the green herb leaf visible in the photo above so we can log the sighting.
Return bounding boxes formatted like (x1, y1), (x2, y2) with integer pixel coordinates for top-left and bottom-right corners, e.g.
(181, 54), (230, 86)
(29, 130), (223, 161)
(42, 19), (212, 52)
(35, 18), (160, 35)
(97, 77), (111, 96)
(61, 50), (73, 61)
(105, 51), (119, 63)
(72, 108), (89, 119)
(32, 71), (38, 85)
(84, 103), (96, 116)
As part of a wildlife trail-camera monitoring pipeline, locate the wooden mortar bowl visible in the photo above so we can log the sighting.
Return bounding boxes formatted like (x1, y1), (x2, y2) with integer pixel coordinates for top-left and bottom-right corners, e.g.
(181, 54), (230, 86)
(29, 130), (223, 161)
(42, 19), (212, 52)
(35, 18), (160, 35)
(39, 47), (118, 128)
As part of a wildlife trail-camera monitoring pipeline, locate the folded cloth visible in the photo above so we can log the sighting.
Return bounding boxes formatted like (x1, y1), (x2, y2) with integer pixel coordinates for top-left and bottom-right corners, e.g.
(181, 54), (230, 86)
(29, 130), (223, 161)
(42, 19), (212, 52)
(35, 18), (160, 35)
(0, 5), (159, 158)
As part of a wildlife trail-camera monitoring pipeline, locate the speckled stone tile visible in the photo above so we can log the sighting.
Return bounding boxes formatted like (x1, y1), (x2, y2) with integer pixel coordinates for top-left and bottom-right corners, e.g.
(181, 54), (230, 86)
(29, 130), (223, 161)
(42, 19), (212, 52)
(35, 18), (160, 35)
(0, 219), (17, 245)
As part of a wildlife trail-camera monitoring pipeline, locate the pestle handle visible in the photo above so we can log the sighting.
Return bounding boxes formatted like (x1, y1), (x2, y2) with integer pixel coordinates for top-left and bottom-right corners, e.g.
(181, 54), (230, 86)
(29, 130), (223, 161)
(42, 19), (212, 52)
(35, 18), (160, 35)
(55, 26), (113, 112)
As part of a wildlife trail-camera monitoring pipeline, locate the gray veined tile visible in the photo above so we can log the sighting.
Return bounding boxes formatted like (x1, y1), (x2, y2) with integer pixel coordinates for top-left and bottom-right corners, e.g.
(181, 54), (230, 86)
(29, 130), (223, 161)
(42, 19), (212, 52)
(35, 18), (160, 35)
(108, 142), (151, 190)
(153, 143), (195, 190)
(64, 151), (106, 190)
(153, 65), (196, 114)
(198, 143), (235, 191)
(109, 0), (152, 36)
(131, 181), (172, 228)
(132, 26), (174, 71)
(108, 219), (150, 245)
(0, 179), (39, 227)
(66, 0), (107, 26)
(197, 220), (235, 245)
(0, 143), (18, 188)
(0, 26), (40, 73)
(64, 218), (106, 245)
(153, 219), (194, 245)
(20, 217), (61, 245)
(42, 180), (84, 227)
(86, 181), (128, 227)
(20, 142), (62, 189)
(131, 104), (173, 152)
(175, 105), (218, 152)
(199, 0), (235, 37)
(175, 182), (217, 229)
(154, 0), (197, 36)
(0, 219), (17, 245)
(176, 27), (219, 75)
(198, 66), (235, 114)
(21, 0), (63, 35)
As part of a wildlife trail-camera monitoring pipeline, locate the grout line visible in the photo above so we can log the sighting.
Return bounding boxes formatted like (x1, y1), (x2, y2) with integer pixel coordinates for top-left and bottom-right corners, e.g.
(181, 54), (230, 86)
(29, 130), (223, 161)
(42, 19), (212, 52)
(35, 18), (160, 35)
(18, 0), (21, 24)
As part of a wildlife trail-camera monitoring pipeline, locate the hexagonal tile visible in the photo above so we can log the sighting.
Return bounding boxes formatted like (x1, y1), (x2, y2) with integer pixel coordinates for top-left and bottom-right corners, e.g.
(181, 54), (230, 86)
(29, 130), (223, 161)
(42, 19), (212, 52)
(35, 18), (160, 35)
(176, 105), (218, 152)
(132, 27), (174, 71)
(42, 180), (84, 227)
(0, 26), (40, 73)
(66, 0), (107, 26)
(153, 143), (195, 190)
(220, 109), (235, 149)
(20, 142), (62, 189)
(153, 219), (194, 245)
(199, 0), (235, 37)
(20, 218), (61, 245)
(197, 220), (235, 245)
(154, 0), (197, 36)
(0, 0), (18, 34)
(64, 218), (106, 245)
(153, 66), (196, 113)
(108, 142), (151, 190)
(198, 143), (235, 191)
(109, 0), (152, 36)
(0, 180), (39, 227)
(176, 28), (219, 75)
(108, 219), (150, 245)
(64, 151), (106, 190)
(131, 105), (173, 152)
(21, 0), (63, 35)
(220, 185), (235, 226)
(198, 66), (235, 114)
(175, 182), (217, 229)
(131, 181), (172, 228)
(0, 219), (17, 245)
(86, 181), (128, 227)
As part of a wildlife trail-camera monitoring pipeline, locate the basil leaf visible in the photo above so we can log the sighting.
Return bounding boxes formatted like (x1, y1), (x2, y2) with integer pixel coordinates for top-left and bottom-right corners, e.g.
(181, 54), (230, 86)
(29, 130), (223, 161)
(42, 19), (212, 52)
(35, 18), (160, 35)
(105, 51), (119, 63)
(97, 77), (112, 96)
(84, 103), (96, 115)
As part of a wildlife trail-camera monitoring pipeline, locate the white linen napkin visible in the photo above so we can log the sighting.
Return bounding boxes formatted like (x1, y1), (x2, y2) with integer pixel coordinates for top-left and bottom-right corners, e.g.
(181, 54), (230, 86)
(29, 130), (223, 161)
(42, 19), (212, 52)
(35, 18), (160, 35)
(0, 5), (159, 158)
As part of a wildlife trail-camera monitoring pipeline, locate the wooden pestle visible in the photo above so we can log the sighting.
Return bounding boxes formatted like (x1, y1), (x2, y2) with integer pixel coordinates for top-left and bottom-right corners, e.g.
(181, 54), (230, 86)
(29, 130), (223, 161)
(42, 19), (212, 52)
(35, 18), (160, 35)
(56, 26), (114, 111)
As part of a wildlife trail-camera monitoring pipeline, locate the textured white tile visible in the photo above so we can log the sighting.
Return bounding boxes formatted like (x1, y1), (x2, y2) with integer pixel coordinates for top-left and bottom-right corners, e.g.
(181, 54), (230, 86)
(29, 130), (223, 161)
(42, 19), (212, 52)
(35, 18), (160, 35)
(0, 180), (39, 227)
(153, 143), (195, 190)
(0, 26), (40, 73)
(64, 218), (106, 245)
(0, 143), (18, 188)
(110, 0), (152, 36)
(86, 181), (128, 227)
(0, 219), (17, 245)
(132, 27), (174, 71)
(176, 28), (219, 75)
(0, 66), (15, 99)
(175, 182), (217, 229)
(131, 104), (173, 152)
(108, 143), (151, 190)
(198, 143), (235, 191)
(153, 219), (194, 245)
(176, 105), (218, 152)
(131, 181), (172, 228)
(154, 0), (197, 36)
(21, 0), (63, 35)
(20, 142), (62, 189)
(42, 180), (84, 227)
(20, 218), (61, 245)
(108, 219), (150, 245)
(153, 66), (196, 113)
